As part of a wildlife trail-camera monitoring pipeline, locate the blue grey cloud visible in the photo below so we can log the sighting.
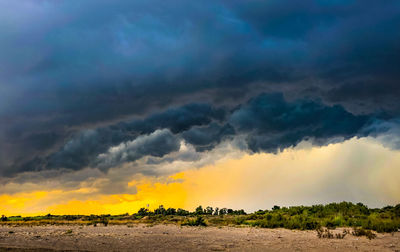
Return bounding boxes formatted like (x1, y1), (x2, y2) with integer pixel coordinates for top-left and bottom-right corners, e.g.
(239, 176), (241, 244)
(6, 93), (390, 176)
(1, 0), (400, 177)
(230, 93), (371, 153)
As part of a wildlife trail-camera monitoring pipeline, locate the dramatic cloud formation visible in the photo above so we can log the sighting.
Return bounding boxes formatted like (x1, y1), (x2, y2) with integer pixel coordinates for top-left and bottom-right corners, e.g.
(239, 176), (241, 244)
(4, 93), (386, 176)
(1, 0), (400, 213)
(1, 137), (400, 215)
(96, 129), (180, 170)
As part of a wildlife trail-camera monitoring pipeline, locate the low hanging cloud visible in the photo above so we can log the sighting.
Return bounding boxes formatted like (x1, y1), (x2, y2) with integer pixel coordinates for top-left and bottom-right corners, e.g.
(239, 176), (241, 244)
(96, 129), (180, 170)
(4, 103), (225, 175)
(6, 92), (398, 179)
(182, 123), (235, 152)
(230, 93), (371, 153)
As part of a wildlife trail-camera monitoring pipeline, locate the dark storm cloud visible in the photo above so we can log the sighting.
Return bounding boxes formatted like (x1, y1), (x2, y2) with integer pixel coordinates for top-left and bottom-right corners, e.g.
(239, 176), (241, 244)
(4, 103), (225, 175)
(1, 0), (400, 177)
(182, 123), (235, 152)
(9, 92), (386, 176)
(122, 103), (226, 135)
(230, 93), (371, 153)
(95, 129), (180, 170)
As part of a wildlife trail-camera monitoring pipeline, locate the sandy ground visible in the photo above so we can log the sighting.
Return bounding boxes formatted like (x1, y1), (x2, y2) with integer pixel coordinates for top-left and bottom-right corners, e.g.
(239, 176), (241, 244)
(0, 225), (399, 252)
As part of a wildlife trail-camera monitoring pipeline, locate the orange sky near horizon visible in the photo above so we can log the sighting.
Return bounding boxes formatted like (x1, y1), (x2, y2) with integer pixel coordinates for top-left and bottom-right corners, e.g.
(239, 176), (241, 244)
(1, 137), (400, 216)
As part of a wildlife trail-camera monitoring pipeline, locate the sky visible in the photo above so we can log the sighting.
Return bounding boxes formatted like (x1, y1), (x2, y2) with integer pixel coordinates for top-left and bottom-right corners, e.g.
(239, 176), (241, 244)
(1, 0), (400, 215)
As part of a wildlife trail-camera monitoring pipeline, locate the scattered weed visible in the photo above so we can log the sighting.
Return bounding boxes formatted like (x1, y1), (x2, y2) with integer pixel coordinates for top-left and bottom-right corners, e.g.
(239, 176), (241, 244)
(182, 216), (207, 226)
(352, 227), (377, 240)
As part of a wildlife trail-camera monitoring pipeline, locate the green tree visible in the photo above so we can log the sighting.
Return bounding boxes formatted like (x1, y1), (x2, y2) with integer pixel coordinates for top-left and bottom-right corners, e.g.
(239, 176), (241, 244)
(154, 205), (166, 215)
(177, 208), (189, 216)
(195, 206), (204, 215)
(138, 208), (149, 216)
(272, 205), (281, 211)
(166, 208), (176, 215)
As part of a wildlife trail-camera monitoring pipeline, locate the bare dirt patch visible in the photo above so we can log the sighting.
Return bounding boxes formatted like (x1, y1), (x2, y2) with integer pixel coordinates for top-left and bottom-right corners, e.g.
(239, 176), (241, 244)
(0, 225), (399, 251)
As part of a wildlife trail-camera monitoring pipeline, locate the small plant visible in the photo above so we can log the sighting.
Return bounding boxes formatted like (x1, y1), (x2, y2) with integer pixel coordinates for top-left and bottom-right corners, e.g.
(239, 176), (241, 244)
(65, 229), (73, 234)
(317, 227), (348, 239)
(234, 217), (246, 225)
(335, 229), (348, 239)
(182, 216), (207, 226)
(316, 227), (333, 239)
(101, 217), (109, 227)
(352, 227), (376, 240)
(1, 215), (8, 221)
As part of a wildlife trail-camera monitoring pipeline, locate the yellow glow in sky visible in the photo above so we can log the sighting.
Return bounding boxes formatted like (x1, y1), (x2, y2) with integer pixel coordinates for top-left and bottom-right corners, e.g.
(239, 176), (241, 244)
(1, 137), (400, 216)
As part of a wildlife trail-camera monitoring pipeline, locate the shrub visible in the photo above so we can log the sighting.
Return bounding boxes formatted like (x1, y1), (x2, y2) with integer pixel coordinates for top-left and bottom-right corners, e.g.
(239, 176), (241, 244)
(303, 219), (320, 230)
(316, 227), (348, 239)
(352, 227), (377, 240)
(176, 208), (190, 216)
(337, 229), (349, 239)
(182, 216), (207, 226)
(316, 227), (333, 239)
(195, 206), (204, 215)
(102, 218), (109, 227)
(272, 205), (281, 211)
(234, 217), (246, 225)
(138, 208), (149, 216)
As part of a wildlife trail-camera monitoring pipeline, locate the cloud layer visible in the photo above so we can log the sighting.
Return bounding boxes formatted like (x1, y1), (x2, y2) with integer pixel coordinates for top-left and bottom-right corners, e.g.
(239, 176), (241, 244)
(3, 92), (395, 178)
(1, 0), (400, 181)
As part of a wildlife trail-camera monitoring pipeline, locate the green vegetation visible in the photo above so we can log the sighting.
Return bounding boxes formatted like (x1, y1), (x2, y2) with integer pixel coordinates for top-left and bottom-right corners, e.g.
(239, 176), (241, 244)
(352, 227), (377, 240)
(316, 227), (349, 239)
(1, 202), (400, 233)
(181, 216), (207, 226)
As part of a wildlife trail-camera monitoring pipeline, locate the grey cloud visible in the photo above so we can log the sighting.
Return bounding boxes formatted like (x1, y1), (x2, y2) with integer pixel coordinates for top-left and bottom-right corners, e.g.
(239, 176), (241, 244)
(230, 93), (371, 153)
(95, 129), (180, 170)
(361, 119), (400, 150)
(4, 92), (398, 178)
(182, 123), (235, 152)
(2, 103), (225, 175)
(1, 0), (400, 178)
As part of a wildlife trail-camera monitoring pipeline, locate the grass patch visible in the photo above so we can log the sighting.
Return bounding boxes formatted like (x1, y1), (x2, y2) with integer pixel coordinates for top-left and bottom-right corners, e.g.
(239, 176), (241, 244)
(181, 216), (207, 226)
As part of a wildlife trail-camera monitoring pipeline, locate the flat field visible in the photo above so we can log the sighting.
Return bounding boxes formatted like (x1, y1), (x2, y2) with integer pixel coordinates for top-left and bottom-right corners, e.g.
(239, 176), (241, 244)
(0, 225), (399, 252)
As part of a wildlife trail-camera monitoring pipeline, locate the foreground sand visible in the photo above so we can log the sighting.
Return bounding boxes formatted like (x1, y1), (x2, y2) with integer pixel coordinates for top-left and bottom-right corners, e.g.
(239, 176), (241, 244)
(0, 225), (399, 251)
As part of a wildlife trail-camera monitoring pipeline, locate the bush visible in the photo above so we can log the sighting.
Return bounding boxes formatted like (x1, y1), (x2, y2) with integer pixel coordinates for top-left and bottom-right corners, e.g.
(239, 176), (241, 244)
(303, 219), (320, 230)
(352, 227), (377, 240)
(234, 217), (246, 225)
(138, 208), (149, 216)
(101, 218), (109, 227)
(316, 228), (348, 239)
(195, 206), (204, 215)
(316, 227), (334, 239)
(176, 208), (190, 216)
(182, 216), (207, 226)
